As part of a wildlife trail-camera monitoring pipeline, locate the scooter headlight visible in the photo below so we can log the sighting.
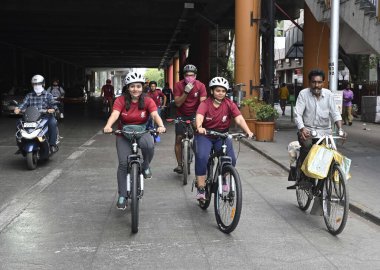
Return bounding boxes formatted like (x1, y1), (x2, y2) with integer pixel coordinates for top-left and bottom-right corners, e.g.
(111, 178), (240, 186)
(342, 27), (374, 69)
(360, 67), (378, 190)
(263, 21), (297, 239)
(20, 129), (42, 139)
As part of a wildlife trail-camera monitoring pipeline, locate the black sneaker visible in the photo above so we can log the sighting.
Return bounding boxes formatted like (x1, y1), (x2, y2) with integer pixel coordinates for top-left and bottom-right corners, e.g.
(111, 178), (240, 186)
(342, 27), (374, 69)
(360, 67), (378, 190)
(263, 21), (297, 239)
(173, 165), (183, 174)
(50, 145), (59, 154)
(142, 168), (152, 179)
(116, 196), (127, 210)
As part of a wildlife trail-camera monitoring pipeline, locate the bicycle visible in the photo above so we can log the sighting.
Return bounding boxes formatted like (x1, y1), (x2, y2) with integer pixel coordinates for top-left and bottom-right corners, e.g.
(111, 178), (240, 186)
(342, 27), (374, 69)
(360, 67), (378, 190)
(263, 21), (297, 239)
(194, 130), (245, 234)
(102, 97), (112, 119)
(289, 132), (349, 235)
(112, 128), (158, 233)
(167, 117), (194, 185)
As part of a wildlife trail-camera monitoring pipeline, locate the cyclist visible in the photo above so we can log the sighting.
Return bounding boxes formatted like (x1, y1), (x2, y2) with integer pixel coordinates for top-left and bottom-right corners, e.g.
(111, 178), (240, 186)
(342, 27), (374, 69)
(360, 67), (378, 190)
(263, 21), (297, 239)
(47, 78), (65, 119)
(100, 79), (115, 111)
(146, 81), (167, 130)
(194, 77), (254, 200)
(103, 72), (166, 210)
(14, 75), (59, 153)
(288, 68), (345, 188)
(173, 64), (207, 174)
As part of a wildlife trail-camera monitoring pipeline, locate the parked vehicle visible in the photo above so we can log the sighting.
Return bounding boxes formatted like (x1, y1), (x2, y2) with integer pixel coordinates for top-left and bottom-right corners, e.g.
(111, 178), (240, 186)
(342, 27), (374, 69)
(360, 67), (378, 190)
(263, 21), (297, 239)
(1, 87), (29, 116)
(15, 107), (60, 170)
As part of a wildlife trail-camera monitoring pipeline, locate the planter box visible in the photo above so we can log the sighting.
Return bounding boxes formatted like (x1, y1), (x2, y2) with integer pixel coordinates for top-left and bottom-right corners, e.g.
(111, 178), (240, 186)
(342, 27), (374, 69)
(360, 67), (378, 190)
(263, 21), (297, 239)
(255, 121), (275, 142)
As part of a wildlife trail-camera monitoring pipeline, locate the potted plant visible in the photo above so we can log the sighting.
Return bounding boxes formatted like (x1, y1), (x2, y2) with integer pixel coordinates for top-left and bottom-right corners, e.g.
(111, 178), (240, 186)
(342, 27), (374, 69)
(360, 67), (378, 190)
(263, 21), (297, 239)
(240, 97), (261, 134)
(255, 103), (279, 142)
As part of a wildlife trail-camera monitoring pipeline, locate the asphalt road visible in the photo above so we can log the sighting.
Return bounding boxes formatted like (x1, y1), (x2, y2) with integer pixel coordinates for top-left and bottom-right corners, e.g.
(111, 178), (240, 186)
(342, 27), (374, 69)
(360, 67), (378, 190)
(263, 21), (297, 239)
(0, 101), (379, 269)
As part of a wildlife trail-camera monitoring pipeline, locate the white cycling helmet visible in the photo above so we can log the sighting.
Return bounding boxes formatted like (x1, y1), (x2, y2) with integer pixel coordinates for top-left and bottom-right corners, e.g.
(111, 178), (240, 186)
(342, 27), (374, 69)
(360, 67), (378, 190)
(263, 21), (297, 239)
(124, 72), (145, 85)
(31, 74), (45, 85)
(209, 77), (229, 90)
(183, 64), (197, 74)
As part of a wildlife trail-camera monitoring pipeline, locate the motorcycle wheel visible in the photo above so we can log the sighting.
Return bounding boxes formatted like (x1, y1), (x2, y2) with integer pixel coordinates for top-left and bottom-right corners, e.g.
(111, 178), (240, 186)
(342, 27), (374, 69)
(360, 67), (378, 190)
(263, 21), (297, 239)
(26, 152), (38, 170)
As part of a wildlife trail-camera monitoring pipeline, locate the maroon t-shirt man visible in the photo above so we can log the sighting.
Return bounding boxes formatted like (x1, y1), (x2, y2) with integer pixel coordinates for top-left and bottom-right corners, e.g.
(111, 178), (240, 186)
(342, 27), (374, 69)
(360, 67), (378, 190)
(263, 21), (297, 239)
(196, 97), (241, 131)
(113, 95), (157, 129)
(147, 89), (165, 107)
(173, 79), (207, 116)
(102, 84), (114, 98)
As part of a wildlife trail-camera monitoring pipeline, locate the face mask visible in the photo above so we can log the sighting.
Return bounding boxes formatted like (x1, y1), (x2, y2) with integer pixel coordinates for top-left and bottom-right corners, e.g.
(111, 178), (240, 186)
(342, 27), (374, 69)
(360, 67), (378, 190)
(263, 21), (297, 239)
(185, 76), (196, 84)
(33, 85), (44, 95)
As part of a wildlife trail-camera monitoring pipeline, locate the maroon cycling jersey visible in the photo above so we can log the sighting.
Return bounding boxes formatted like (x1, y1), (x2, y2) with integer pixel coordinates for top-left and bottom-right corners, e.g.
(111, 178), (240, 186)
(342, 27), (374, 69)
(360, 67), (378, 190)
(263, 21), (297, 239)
(174, 79), (207, 116)
(113, 95), (157, 128)
(102, 84), (114, 98)
(147, 89), (165, 107)
(197, 97), (241, 131)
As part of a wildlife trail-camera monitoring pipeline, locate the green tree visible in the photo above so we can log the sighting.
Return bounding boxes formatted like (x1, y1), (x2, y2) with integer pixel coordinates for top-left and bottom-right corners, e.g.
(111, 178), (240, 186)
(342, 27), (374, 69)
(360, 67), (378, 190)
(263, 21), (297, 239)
(144, 68), (164, 87)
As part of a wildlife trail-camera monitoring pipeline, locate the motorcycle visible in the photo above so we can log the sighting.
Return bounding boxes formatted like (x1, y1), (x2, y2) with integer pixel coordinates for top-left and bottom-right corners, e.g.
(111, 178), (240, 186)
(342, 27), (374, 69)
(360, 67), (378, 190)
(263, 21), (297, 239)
(15, 106), (60, 170)
(53, 96), (64, 121)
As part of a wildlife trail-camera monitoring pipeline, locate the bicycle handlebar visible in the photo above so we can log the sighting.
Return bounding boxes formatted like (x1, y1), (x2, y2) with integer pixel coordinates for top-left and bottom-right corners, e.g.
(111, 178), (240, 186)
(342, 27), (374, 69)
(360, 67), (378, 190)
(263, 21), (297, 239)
(206, 130), (247, 139)
(166, 118), (194, 124)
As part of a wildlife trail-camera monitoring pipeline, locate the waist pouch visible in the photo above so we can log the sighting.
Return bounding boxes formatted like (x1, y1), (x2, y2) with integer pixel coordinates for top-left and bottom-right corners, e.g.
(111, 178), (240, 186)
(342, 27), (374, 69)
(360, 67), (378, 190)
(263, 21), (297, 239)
(122, 124), (146, 141)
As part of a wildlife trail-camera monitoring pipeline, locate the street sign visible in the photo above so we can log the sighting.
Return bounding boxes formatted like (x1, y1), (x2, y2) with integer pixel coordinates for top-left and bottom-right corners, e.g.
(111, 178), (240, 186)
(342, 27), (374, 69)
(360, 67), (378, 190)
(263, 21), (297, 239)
(334, 90), (343, 114)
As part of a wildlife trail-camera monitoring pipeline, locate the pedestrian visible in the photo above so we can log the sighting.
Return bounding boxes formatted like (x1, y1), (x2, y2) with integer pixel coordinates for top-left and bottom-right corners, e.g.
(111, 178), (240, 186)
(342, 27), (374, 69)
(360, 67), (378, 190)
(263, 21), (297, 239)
(172, 64), (207, 174)
(279, 83), (289, 116)
(342, 81), (354, 126)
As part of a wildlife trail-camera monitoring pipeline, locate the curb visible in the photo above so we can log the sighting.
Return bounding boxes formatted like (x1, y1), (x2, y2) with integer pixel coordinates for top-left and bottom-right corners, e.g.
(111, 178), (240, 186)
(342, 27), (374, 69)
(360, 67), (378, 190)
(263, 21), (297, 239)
(241, 138), (380, 227)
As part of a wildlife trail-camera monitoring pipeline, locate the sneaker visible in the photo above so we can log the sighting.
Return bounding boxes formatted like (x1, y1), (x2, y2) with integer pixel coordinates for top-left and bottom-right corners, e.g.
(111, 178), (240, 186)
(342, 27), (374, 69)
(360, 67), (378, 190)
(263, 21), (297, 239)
(173, 165), (183, 174)
(60, 113), (64, 119)
(142, 168), (152, 179)
(196, 188), (206, 201)
(50, 145), (59, 154)
(116, 196), (127, 210)
(349, 122), (352, 126)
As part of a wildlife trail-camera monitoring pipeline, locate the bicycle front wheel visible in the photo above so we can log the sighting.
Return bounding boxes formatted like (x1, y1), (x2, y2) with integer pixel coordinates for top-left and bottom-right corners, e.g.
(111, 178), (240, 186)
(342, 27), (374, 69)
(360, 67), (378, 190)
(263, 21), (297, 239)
(214, 165), (242, 234)
(182, 140), (189, 185)
(322, 164), (349, 235)
(131, 163), (140, 233)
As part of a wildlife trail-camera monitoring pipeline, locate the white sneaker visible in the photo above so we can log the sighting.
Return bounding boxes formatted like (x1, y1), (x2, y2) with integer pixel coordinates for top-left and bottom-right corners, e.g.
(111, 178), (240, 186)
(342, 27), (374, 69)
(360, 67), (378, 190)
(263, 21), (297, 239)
(60, 113), (64, 119)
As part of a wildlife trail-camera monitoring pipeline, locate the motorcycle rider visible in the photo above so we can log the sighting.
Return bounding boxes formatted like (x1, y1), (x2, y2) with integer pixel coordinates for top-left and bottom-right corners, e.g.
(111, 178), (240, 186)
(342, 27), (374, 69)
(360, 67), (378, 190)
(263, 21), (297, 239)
(47, 78), (65, 118)
(14, 75), (59, 153)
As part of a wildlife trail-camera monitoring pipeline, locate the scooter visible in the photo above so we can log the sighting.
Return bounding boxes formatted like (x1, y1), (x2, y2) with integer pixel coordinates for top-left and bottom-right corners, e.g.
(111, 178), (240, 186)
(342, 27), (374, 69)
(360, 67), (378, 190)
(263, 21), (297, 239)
(15, 106), (60, 170)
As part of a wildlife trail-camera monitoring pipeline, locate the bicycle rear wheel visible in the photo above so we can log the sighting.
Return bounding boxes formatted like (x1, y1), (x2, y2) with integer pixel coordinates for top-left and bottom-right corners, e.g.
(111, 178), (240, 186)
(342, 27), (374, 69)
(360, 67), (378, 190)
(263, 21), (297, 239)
(214, 165), (242, 234)
(131, 163), (140, 233)
(322, 164), (349, 235)
(182, 140), (189, 185)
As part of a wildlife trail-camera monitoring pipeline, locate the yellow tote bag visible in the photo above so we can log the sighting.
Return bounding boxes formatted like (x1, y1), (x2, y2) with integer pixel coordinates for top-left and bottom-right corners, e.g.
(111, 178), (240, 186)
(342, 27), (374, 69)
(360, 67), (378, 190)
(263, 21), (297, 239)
(301, 144), (334, 179)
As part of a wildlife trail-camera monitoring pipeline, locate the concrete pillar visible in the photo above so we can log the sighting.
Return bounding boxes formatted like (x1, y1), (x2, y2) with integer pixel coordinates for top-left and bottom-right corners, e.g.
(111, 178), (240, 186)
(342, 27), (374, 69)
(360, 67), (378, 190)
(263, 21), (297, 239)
(235, 0), (260, 117)
(303, 5), (330, 88)
(168, 63), (174, 90)
(173, 57), (180, 84)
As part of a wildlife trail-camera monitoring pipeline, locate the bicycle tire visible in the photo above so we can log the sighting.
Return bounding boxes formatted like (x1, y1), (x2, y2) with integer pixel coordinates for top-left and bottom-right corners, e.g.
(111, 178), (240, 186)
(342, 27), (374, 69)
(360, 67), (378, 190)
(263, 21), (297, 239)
(182, 140), (189, 185)
(322, 164), (349, 235)
(187, 148), (192, 175)
(131, 163), (139, 233)
(214, 165), (242, 234)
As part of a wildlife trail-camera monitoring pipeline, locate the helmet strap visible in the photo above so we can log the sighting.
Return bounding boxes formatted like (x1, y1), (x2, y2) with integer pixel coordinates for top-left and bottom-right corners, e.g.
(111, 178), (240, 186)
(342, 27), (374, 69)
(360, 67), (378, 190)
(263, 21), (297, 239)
(213, 97), (223, 105)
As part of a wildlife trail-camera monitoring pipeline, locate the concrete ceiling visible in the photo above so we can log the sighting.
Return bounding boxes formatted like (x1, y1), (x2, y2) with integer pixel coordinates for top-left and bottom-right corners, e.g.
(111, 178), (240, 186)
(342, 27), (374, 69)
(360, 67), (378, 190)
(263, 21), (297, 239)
(0, 0), (302, 69)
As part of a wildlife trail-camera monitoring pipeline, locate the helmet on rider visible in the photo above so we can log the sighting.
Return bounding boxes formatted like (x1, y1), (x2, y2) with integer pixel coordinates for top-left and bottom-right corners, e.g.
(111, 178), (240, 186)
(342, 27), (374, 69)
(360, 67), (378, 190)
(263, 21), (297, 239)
(209, 77), (229, 91)
(183, 64), (197, 74)
(31, 75), (45, 96)
(106, 79), (111, 84)
(124, 72), (145, 86)
(31, 75), (45, 85)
